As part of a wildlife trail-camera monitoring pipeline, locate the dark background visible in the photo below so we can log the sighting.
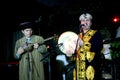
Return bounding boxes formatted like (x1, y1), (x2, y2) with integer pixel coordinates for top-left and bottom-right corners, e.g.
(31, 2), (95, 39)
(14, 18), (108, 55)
(1, 0), (120, 62)
(0, 0), (120, 79)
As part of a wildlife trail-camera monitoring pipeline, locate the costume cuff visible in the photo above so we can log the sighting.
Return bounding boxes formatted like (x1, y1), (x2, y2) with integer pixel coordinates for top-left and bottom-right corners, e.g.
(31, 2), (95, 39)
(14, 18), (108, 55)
(16, 53), (20, 59)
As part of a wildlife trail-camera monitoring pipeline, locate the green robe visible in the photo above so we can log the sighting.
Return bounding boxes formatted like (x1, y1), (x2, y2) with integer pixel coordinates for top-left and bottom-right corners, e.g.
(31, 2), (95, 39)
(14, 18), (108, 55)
(14, 35), (47, 80)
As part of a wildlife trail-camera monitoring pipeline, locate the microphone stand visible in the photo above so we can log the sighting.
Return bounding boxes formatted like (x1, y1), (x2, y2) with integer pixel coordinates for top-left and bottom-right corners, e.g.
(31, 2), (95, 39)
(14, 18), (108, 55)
(26, 42), (31, 80)
(40, 51), (51, 80)
(72, 24), (83, 80)
(74, 24), (83, 56)
(40, 43), (63, 80)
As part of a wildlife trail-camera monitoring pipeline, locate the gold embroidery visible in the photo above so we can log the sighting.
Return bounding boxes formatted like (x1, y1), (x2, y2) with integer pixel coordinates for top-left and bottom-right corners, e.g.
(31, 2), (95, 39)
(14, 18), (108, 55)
(75, 29), (97, 80)
(86, 65), (95, 80)
(80, 48), (85, 60)
(76, 59), (86, 80)
(86, 52), (95, 62)
(73, 68), (76, 80)
(84, 42), (91, 51)
(83, 30), (96, 42)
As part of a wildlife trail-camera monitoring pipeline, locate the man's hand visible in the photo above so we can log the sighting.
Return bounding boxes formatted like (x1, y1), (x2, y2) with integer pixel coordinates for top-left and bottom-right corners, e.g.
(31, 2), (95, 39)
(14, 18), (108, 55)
(78, 38), (84, 46)
(17, 47), (24, 54)
(33, 43), (39, 49)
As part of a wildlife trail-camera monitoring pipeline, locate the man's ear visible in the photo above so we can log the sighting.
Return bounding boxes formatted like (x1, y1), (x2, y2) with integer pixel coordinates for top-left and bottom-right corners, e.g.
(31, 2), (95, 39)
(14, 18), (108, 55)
(90, 22), (92, 26)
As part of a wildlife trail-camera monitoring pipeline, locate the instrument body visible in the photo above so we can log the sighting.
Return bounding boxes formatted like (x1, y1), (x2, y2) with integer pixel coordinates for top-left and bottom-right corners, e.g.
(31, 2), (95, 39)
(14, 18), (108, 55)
(58, 31), (78, 56)
(23, 35), (58, 52)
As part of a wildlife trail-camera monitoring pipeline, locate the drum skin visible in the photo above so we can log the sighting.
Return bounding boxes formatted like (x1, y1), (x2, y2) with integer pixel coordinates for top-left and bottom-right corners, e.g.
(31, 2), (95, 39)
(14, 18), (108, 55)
(58, 31), (78, 56)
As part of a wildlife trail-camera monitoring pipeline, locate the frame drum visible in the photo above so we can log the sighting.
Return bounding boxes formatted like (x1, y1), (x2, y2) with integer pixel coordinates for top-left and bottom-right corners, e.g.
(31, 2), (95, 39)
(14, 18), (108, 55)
(58, 31), (78, 56)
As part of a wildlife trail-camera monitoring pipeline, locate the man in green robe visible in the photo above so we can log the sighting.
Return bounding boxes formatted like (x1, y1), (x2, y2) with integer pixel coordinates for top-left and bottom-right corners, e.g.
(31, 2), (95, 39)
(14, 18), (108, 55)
(14, 22), (47, 80)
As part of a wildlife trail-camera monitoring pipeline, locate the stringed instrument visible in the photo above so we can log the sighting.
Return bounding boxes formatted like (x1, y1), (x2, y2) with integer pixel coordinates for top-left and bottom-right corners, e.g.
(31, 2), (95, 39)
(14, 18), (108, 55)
(23, 34), (58, 52)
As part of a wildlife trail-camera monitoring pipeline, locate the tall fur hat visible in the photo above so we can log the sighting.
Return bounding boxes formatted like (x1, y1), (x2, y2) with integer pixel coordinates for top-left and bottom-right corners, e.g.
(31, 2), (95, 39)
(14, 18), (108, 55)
(79, 13), (92, 21)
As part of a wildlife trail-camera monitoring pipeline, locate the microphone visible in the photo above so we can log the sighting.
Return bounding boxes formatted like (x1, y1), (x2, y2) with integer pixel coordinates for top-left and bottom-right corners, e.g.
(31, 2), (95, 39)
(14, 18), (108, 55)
(79, 23), (87, 27)
(79, 23), (87, 32)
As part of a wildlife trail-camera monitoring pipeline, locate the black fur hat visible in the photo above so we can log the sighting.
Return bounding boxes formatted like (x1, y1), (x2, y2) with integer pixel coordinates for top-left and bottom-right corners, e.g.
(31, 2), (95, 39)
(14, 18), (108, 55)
(19, 21), (33, 30)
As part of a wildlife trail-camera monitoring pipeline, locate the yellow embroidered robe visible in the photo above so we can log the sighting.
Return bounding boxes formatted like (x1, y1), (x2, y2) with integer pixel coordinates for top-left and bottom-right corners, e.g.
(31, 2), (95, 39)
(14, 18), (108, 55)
(74, 29), (103, 80)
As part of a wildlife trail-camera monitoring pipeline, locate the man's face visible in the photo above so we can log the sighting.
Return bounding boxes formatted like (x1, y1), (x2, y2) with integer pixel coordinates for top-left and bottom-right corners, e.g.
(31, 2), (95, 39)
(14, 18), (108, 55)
(22, 28), (33, 38)
(80, 19), (92, 31)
